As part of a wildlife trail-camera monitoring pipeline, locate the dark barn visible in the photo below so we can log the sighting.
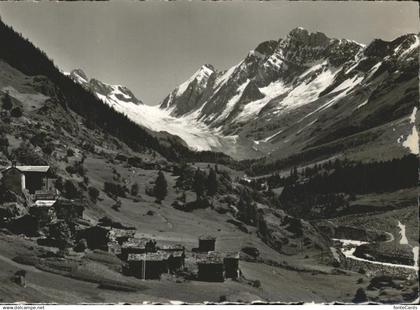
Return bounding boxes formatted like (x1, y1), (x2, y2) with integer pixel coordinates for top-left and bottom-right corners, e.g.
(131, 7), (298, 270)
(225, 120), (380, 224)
(1, 166), (24, 195)
(8, 215), (39, 236)
(29, 201), (57, 226)
(121, 238), (157, 261)
(127, 252), (169, 280)
(108, 228), (136, 245)
(54, 199), (84, 220)
(198, 235), (216, 252)
(167, 251), (185, 273)
(224, 252), (240, 279)
(77, 225), (110, 250)
(197, 252), (224, 282)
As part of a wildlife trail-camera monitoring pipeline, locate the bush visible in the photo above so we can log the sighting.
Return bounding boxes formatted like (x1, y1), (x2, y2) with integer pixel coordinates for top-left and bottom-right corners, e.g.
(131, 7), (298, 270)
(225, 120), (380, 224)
(42, 143), (55, 155)
(11, 142), (47, 165)
(10, 107), (22, 118)
(131, 182), (139, 196)
(2, 92), (12, 110)
(127, 156), (143, 167)
(112, 200), (122, 211)
(55, 177), (64, 192)
(66, 149), (75, 157)
(0, 136), (9, 147)
(352, 288), (368, 303)
(74, 238), (87, 252)
(63, 180), (80, 199)
(66, 161), (86, 176)
(252, 280), (261, 288)
(88, 186), (100, 203)
(241, 246), (260, 258)
(153, 171), (168, 202)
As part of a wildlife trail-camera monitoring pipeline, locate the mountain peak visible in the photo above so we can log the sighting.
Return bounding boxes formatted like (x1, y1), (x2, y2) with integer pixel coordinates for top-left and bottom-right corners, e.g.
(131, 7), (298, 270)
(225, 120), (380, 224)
(286, 27), (330, 47)
(201, 64), (215, 72)
(70, 69), (88, 83)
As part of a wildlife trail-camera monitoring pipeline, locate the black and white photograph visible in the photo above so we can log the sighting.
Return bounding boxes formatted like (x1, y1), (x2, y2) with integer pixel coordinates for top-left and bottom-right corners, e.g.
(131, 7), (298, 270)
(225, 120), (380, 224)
(0, 0), (418, 305)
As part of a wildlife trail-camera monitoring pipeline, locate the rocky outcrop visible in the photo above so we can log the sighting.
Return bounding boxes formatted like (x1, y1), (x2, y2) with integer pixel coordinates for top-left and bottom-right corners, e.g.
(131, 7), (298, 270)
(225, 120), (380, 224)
(316, 221), (389, 242)
(255, 204), (330, 255)
(353, 242), (415, 266)
(341, 253), (417, 280)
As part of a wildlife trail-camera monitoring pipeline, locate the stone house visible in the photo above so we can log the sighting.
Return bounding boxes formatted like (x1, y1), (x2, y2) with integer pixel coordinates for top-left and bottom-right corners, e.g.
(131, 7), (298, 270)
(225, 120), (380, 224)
(0, 163), (55, 195)
(223, 252), (240, 279)
(29, 200), (57, 226)
(127, 252), (170, 280)
(198, 235), (216, 252)
(167, 250), (185, 273)
(77, 225), (111, 250)
(121, 238), (157, 261)
(197, 251), (224, 282)
(54, 199), (84, 220)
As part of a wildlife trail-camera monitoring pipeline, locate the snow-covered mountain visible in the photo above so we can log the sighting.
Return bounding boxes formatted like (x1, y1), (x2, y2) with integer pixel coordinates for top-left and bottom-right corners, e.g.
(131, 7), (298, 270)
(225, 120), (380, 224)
(66, 69), (240, 153)
(159, 28), (419, 163)
(68, 28), (418, 163)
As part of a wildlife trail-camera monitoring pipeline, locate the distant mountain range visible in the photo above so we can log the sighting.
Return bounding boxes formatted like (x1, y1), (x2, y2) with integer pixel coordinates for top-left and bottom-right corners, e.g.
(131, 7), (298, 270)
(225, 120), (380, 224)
(68, 28), (419, 168)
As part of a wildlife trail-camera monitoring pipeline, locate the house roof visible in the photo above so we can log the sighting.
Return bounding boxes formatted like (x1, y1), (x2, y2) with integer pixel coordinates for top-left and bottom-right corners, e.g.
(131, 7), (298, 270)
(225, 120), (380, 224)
(122, 238), (152, 249)
(17, 166), (50, 173)
(1, 166), (50, 173)
(127, 251), (170, 262)
(224, 252), (240, 259)
(197, 251), (224, 264)
(199, 235), (216, 241)
(158, 244), (185, 251)
(108, 228), (136, 239)
(34, 200), (57, 207)
(169, 251), (185, 258)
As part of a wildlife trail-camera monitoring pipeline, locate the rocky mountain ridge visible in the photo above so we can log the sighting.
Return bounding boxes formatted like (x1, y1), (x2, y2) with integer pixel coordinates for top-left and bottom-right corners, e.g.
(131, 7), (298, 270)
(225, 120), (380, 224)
(159, 28), (419, 167)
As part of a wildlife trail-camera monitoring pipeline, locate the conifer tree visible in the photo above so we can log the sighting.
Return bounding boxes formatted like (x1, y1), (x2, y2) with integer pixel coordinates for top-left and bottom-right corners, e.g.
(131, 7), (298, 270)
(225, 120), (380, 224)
(207, 167), (218, 196)
(2, 92), (12, 110)
(154, 171), (168, 202)
(193, 168), (206, 201)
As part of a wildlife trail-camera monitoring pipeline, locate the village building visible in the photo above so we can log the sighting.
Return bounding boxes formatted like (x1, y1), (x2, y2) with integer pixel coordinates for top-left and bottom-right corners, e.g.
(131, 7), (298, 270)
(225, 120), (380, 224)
(77, 225), (111, 250)
(167, 250), (185, 273)
(0, 163), (55, 195)
(108, 228), (136, 245)
(8, 214), (39, 236)
(197, 251), (224, 282)
(29, 200), (57, 226)
(107, 241), (122, 255)
(198, 235), (216, 252)
(121, 238), (157, 261)
(127, 252), (170, 280)
(223, 252), (240, 279)
(54, 199), (84, 220)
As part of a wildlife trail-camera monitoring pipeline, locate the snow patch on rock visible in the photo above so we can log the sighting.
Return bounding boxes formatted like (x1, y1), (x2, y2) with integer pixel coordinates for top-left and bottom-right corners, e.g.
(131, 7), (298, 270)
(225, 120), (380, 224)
(402, 125), (419, 155)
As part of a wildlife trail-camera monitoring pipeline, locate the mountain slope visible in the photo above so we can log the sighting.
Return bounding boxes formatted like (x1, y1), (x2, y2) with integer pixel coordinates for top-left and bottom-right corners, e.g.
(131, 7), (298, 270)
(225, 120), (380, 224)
(160, 28), (419, 168)
(0, 19), (236, 164)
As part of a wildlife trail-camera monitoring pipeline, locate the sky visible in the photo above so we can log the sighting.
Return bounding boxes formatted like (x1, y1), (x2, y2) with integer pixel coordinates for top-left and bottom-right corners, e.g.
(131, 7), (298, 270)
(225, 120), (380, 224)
(0, 1), (418, 106)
